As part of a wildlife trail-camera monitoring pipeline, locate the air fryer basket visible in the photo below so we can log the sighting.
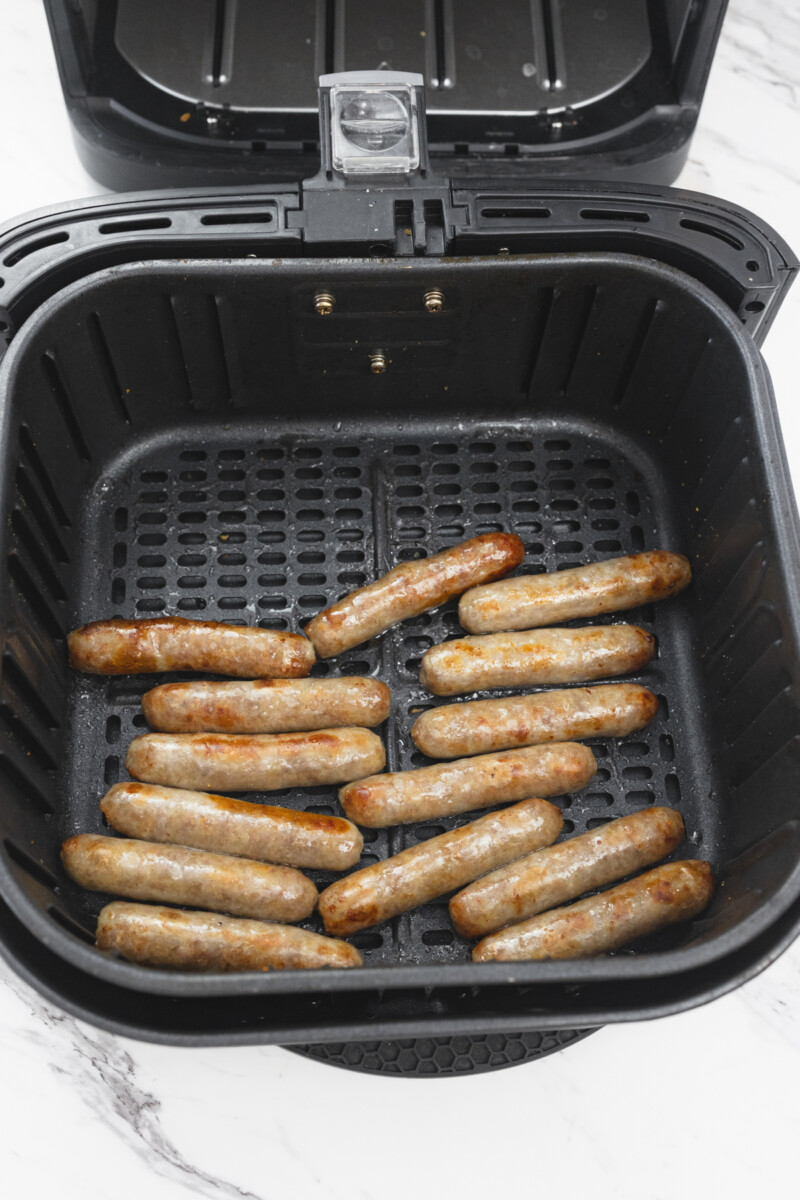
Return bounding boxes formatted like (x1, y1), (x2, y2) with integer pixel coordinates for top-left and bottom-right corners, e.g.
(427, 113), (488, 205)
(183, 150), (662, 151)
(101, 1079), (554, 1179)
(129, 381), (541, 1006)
(1, 236), (800, 1043)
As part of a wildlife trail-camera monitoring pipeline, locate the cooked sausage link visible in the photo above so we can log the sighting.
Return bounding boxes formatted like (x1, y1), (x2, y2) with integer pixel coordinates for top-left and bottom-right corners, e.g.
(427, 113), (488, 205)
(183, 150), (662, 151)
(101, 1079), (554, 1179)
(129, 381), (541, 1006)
(472, 860), (713, 961)
(62, 834), (317, 922)
(319, 798), (563, 935)
(68, 617), (316, 678)
(339, 742), (595, 827)
(142, 676), (390, 734)
(306, 532), (524, 658)
(125, 727), (385, 792)
(420, 625), (655, 696)
(96, 902), (363, 971)
(451, 806), (685, 938)
(101, 782), (363, 870)
(412, 683), (658, 758)
(459, 551), (691, 634)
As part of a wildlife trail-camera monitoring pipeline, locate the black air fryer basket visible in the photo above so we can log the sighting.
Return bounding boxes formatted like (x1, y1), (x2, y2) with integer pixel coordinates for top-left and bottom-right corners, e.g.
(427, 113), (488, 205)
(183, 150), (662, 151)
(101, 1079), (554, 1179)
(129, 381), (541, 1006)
(0, 2), (798, 1070)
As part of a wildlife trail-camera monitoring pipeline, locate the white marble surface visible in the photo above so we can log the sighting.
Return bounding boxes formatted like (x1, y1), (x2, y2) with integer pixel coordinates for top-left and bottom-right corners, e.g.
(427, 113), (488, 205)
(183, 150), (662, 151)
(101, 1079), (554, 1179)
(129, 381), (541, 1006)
(0, 2), (799, 1196)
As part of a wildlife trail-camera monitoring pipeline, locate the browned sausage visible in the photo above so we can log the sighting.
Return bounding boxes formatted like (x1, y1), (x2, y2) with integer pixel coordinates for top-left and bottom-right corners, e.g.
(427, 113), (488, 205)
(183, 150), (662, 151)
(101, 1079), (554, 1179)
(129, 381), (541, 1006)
(68, 617), (316, 678)
(412, 683), (658, 759)
(451, 806), (685, 938)
(459, 550), (691, 634)
(339, 742), (595, 827)
(472, 860), (713, 961)
(101, 782), (363, 870)
(306, 533), (524, 658)
(420, 625), (655, 696)
(125, 727), (385, 792)
(319, 798), (563, 935)
(142, 676), (390, 734)
(96, 902), (363, 971)
(61, 834), (317, 922)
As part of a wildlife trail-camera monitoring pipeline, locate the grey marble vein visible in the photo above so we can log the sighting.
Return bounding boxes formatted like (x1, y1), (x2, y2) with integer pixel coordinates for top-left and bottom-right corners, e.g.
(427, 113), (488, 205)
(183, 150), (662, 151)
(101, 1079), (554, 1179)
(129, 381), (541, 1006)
(2, 964), (265, 1200)
(722, 7), (800, 101)
(740, 941), (800, 1056)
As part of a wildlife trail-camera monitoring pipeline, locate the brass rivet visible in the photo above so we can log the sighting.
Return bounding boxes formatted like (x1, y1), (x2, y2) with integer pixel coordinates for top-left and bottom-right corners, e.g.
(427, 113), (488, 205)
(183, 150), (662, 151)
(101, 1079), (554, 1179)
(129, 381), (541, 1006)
(424, 289), (445, 312)
(314, 291), (335, 315)
(369, 351), (387, 375)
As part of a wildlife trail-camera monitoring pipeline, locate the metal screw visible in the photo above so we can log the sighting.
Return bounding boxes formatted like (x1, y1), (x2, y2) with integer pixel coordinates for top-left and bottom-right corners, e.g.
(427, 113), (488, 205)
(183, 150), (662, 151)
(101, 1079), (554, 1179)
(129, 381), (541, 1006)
(314, 292), (335, 316)
(424, 289), (445, 313)
(369, 351), (387, 375)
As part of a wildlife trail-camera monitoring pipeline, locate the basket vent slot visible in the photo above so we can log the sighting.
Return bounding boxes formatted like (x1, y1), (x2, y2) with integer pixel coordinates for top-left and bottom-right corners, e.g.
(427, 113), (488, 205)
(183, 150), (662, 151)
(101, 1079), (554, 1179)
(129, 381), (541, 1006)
(0, 753), (55, 816)
(15, 466), (70, 565)
(18, 425), (72, 528)
(1, 652), (61, 731)
(3, 231), (69, 268)
(98, 217), (171, 234)
(47, 905), (95, 945)
(580, 209), (650, 222)
(0, 703), (56, 774)
(3, 839), (60, 892)
(40, 354), (92, 463)
(7, 554), (64, 640)
(86, 312), (133, 423)
(200, 211), (273, 226)
(679, 219), (745, 251)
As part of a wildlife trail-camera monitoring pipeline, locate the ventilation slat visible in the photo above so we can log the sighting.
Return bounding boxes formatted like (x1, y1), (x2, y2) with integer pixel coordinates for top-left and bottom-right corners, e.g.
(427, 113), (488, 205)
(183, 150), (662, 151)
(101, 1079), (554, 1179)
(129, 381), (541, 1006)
(3, 839), (60, 893)
(40, 353), (92, 463)
(86, 312), (133, 423)
(7, 554), (64, 640)
(10, 509), (68, 604)
(15, 466), (70, 565)
(19, 425), (72, 528)
(0, 704), (57, 774)
(0, 751), (55, 816)
(169, 294), (232, 409)
(47, 906), (95, 945)
(1, 651), (61, 731)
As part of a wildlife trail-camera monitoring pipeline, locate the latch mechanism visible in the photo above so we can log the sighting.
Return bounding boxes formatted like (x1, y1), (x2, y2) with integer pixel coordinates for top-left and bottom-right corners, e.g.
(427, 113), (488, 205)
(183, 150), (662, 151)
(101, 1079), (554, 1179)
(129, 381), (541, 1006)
(298, 69), (458, 254)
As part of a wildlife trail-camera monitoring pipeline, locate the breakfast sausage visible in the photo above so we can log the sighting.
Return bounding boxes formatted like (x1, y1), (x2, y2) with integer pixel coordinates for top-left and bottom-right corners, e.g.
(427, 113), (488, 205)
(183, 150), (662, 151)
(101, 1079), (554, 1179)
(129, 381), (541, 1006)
(101, 782), (363, 870)
(412, 683), (658, 759)
(61, 834), (317, 922)
(319, 798), (563, 935)
(68, 617), (316, 678)
(306, 532), (524, 658)
(472, 860), (714, 961)
(451, 806), (685, 938)
(142, 676), (390, 734)
(419, 625), (655, 696)
(459, 550), (691, 634)
(125, 727), (385, 792)
(339, 742), (595, 827)
(96, 902), (363, 971)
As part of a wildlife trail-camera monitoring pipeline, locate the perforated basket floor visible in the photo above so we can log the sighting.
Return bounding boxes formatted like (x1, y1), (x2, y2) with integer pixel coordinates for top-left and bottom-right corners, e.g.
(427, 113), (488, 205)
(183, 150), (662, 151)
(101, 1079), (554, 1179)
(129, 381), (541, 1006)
(58, 420), (713, 975)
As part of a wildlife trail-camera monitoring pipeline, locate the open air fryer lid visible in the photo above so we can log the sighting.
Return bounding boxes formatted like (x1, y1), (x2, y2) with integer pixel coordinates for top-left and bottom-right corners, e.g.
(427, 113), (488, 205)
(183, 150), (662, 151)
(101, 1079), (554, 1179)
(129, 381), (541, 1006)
(45, 0), (729, 190)
(3, 45), (797, 365)
(39, 1), (796, 336)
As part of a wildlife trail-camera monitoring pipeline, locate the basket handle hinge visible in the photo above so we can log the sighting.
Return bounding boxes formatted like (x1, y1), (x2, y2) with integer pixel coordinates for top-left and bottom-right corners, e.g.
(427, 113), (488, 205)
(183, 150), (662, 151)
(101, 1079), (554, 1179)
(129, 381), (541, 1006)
(299, 70), (464, 255)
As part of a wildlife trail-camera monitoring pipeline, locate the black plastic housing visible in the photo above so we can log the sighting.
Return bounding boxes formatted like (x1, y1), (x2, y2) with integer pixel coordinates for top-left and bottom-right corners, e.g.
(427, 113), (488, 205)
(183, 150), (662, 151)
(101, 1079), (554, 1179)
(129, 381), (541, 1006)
(44, 0), (728, 189)
(0, 182), (798, 1048)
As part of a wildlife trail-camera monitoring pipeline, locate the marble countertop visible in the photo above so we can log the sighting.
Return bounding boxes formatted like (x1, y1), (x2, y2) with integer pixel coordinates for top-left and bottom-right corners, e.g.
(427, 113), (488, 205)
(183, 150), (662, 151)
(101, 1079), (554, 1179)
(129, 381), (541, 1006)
(1, 2), (799, 1197)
